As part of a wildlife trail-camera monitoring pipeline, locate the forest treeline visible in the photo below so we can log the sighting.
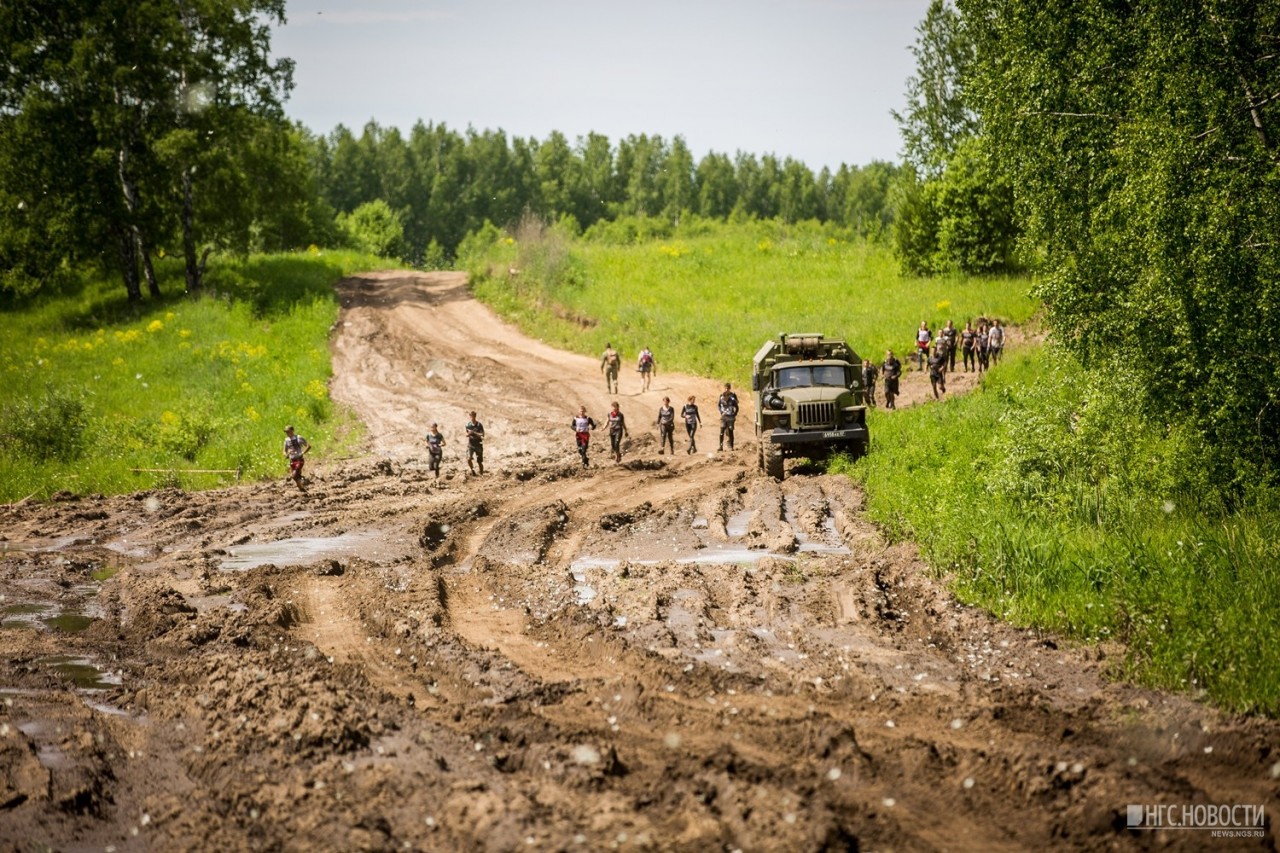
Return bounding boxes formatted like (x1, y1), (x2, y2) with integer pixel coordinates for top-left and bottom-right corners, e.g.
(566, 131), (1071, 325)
(308, 122), (902, 266)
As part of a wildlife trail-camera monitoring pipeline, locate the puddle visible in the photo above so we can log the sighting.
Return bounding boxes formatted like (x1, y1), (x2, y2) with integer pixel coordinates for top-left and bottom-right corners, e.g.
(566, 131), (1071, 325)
(1, 602), (55, 629)
(783, 497), (851, 556)
(570, 547), (790, 574)
(568, 570), (598, 605)
(0, 536), (83, 555)
(36, 655), (122, 690)
(16, 721), (75, 771)
(105, 539), (151, 559)
(43, 612), (94, 633)
(218, 530), (395, 571)
(726, 510), (753, 537)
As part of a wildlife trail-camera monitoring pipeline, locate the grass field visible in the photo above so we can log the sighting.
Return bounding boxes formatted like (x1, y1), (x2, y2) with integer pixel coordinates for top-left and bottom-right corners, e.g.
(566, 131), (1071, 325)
(0, 249), (391, 500)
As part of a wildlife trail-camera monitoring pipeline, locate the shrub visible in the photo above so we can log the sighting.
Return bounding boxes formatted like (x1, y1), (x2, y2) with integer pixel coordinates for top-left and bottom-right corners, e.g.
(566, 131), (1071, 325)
(2, 386), (89, 462)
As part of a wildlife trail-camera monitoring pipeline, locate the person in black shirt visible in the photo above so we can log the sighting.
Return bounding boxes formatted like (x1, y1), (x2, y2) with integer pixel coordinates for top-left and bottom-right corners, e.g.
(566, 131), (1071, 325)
(681, 395), (701, 454)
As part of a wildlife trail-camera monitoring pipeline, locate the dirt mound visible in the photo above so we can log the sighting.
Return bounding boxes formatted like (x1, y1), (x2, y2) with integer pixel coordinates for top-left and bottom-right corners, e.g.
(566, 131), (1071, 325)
(1, 271), (1274, 851)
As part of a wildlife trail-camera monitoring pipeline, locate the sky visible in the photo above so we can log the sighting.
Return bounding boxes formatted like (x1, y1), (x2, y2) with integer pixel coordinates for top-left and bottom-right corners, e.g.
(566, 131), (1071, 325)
(270, 0), (933, 173)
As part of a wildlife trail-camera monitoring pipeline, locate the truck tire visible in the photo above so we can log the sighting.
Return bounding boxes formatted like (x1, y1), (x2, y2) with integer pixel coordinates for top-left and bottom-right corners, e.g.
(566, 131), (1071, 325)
(762, 437), (784, 480)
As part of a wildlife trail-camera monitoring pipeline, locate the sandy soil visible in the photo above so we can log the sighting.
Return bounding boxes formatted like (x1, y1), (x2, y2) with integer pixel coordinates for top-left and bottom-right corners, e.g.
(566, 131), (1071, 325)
(1, 271), (1275, 852)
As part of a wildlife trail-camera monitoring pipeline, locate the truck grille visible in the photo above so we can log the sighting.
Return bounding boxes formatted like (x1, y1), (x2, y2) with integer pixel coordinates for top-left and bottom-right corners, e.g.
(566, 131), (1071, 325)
(797, 401), (837, 429)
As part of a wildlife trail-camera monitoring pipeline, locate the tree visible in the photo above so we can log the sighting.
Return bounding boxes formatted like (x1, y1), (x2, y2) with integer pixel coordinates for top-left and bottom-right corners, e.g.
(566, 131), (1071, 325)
(892, 0), (979, 177)
(660, 136), (696, 223)
(337, 199), (404, 258)
(572, 132), (616, 228)
(0, 0), (296, 300)
(961, 0), (1280, 483)
(695, 152), (738, 219)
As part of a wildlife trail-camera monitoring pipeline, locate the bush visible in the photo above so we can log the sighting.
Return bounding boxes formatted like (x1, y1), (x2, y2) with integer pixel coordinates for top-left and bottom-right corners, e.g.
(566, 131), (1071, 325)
(337, 200), (405, 259)
(2, 386), (89, 462)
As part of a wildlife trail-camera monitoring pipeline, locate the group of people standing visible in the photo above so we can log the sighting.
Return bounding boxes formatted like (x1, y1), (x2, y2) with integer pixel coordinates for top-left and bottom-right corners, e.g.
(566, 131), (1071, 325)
(859, 318), (1006, 407)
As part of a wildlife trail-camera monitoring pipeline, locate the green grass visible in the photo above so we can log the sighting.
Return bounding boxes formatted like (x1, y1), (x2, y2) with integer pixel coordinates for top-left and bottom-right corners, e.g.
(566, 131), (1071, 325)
(0, 249), (394, 500)
(467, 218), (1038, 383)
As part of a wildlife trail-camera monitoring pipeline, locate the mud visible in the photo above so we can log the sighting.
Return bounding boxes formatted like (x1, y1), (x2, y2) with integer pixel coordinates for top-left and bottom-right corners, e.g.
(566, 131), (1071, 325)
(1, 272), (1275, 852)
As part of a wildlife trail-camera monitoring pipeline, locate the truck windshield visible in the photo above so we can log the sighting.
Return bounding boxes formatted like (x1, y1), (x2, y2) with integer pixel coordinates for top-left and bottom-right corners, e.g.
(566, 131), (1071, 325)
(775, 365), (848, 388)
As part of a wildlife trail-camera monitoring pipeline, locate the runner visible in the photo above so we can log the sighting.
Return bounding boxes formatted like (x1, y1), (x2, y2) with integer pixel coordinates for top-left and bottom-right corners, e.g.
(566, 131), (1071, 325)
(681, 395), (701, 455)
(606, 401), (629, 463)
(282, 425), (311, 491)
(425, 422), (445, 479)
(861, 359), (878, 408)
(928, 349), (947, 399)
(961, 321), (977, 372)
(571, 405), (597, 468)
(717, 383), (739, 451)
(940, 320), (958, 372)
(637, 346), (656, 392)
(656, 396), (676, 455)
(464, 410), (485, 475)
(882, 350), (901, 410)
(988, 319), (1005, 366)
(601, 342), (621, 394)
(915, 321), (932, 371)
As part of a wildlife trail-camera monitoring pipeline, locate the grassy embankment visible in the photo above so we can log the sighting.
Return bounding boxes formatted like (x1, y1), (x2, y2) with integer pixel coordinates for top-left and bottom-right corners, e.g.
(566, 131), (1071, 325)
(465, 218), (1280, 715)
(0, 250), (391, 501)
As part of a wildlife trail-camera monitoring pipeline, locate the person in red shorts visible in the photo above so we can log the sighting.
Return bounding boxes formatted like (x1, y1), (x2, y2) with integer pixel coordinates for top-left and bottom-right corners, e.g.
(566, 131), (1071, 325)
(282, 425), (311, 491)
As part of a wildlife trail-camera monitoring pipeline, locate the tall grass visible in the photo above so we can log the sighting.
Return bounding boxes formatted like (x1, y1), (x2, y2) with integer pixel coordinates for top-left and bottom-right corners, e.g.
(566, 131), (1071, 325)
(0, 249), (392, 500)
(466, 218), (1038, 382)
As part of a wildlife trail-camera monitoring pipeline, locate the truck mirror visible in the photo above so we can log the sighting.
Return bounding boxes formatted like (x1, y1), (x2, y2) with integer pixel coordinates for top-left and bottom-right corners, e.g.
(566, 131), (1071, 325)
(751, 375), (761, 392)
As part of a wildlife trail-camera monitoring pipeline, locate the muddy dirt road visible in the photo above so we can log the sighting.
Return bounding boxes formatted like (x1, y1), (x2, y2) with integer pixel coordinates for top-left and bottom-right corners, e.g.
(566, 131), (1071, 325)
(1, 272), (1275, 852)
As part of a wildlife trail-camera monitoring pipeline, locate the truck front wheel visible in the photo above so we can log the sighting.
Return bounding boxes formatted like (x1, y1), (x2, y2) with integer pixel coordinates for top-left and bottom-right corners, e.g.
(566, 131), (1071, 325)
(762, 437), (784, 480)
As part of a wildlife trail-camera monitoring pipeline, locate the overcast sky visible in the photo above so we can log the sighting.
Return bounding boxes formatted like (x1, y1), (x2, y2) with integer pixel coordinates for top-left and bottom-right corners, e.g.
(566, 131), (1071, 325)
(270, 0), (932, 173)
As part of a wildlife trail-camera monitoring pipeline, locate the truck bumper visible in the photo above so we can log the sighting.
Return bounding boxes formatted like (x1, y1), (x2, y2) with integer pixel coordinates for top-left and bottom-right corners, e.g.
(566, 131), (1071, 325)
(767, 426), (868, 449)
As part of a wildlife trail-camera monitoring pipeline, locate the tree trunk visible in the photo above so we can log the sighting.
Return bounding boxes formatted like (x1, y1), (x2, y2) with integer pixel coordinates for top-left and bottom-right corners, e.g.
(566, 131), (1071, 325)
(117, 225), (142, 302)
(136, 228), (161, 299)
(116, 136), (157, 299)
(182, 167), (203, 294)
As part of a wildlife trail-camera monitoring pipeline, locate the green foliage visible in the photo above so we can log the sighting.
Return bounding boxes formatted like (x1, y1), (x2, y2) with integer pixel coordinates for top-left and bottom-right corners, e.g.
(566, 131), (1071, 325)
(337, 200), (405, 259)
(932, 137), (1018, 273)
(307, 122), (902, 264)
(0, 0), (304, 301)
(892, 0), (980, 177)
(0, 250), (381, 499)
(1, 386), (89, 463)
(960, 0), (1280, 487)
(891, 4), (1016, 277)
(840, 350), (1280, 713)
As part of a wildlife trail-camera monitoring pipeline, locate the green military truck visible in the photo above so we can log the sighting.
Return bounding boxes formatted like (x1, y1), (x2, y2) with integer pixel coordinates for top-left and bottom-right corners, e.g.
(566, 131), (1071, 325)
(752, 332), (869, 480)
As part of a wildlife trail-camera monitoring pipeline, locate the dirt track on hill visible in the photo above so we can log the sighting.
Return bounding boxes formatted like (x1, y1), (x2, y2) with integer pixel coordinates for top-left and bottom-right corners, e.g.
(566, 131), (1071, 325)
(1, 271), (1276, 852)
